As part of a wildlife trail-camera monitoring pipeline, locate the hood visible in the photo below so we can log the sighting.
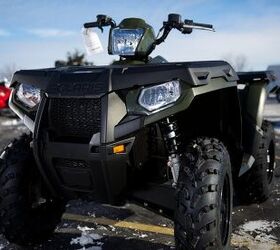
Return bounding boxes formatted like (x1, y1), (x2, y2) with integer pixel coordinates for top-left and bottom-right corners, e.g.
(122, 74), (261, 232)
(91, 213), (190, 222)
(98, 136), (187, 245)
(10, 61), (237, 97)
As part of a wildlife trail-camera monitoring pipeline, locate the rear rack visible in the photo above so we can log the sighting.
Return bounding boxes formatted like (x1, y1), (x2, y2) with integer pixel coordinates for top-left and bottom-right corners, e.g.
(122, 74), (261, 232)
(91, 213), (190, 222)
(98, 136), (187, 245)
(237, 71), (274, 84)
(237, 71), (280, 93)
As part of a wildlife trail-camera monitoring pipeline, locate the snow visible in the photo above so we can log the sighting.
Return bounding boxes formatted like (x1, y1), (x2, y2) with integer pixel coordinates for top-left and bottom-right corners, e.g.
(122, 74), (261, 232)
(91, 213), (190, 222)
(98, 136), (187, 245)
(0, 119), (21, 126)
(77, 226), (98, 234)
(132, 232), (148, 238)
(70, 225), (103, 249)
(108, 225), (116, 232)
(240, 220), (279, 234)
(97, 225), (108, 231)
(78, 247), (102, 250)
(232, 220), (280, 250)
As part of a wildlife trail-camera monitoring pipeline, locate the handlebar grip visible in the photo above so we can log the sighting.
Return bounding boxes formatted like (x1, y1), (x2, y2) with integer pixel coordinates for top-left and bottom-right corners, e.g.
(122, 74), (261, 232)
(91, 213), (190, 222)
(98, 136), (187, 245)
(192, 22), (213, 29)
(83, 22), (98, 28)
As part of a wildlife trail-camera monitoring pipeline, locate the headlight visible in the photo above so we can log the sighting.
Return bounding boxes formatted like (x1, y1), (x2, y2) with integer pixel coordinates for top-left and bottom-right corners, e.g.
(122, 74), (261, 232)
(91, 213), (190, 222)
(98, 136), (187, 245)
(16, 83), (41, 108)
(111, 28), (144, 56)
(138, 80), (181, 111)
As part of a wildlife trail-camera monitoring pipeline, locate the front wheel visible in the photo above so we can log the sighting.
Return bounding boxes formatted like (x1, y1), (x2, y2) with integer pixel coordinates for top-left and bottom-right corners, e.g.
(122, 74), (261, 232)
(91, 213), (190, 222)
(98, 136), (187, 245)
(175, 138), (233, 250)
(0, 134), (65, 246)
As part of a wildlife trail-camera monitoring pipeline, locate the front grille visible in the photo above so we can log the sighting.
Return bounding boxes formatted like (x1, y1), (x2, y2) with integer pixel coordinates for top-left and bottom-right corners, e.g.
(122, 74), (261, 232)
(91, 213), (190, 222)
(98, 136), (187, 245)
(49, 98), (101, 142)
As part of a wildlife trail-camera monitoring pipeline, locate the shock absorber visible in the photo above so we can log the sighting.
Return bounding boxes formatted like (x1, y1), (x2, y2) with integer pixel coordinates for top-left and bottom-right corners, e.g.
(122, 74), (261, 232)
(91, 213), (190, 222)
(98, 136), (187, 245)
(160, 117), (182, 187)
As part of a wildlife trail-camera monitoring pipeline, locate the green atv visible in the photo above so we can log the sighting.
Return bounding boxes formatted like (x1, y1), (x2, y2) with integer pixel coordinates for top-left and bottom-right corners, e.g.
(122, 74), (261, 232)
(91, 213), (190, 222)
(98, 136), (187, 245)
(0, 14), (278, 249)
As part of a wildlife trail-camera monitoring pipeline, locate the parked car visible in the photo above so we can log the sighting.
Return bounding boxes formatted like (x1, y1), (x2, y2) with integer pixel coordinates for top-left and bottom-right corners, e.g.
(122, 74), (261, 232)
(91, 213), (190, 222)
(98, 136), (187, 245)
(0, 80), (12, 116)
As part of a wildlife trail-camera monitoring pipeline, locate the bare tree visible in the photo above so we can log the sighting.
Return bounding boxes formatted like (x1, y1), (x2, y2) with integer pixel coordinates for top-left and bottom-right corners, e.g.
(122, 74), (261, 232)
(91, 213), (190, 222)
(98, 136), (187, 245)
(223, 54), (248, 71)
(235, 55), (247, 72)
(0, 63), (18, 81)
(55, 49), (94, 67)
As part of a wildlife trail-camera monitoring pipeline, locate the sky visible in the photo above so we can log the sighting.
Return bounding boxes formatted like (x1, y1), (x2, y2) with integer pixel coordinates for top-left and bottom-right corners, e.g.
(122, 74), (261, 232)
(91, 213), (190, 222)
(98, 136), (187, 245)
(0, 0), (280, 76)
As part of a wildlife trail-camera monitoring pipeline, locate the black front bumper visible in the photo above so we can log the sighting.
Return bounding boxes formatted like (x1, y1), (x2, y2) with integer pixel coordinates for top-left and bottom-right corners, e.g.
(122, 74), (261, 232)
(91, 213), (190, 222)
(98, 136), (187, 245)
(33, 136), (135, 203)
(31, 92), (136, 204)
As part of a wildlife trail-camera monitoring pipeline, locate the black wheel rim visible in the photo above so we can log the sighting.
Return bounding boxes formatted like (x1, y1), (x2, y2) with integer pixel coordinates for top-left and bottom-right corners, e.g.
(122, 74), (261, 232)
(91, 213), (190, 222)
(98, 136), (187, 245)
(266, 141), (275, 184)
(220, 174), (230, 246)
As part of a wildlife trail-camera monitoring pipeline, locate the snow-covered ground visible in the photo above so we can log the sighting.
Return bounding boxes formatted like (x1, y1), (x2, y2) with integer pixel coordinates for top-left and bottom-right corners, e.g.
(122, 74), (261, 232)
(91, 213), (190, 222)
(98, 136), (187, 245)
(232, 220), (280, 250)
(70, 226), (103, 250)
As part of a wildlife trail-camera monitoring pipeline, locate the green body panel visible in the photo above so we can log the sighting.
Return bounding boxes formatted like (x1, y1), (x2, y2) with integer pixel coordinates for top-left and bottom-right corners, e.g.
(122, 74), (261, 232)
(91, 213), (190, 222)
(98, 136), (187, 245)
(236, 70), (279, 158)
(238, 81), (268, 158)
(106, 92), (127, 143)
(243, 82), (267, 128)
(126, 78), (237, 126)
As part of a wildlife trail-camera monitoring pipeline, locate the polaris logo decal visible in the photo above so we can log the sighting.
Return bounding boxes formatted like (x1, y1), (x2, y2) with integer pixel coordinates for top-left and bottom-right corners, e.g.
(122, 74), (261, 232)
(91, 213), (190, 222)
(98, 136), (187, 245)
(49, 81), (105, 94)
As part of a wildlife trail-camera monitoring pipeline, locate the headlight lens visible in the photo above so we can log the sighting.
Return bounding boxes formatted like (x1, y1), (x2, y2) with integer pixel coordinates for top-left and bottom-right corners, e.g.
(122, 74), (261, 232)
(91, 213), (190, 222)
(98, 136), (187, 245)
(111, 28), (144, 56)
(138, 80), (181, 111)
(16, 83), (41, 108)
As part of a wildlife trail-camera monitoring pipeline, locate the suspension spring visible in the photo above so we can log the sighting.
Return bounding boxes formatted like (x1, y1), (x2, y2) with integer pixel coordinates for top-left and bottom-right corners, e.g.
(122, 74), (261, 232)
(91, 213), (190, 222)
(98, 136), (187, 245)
(160, 117), (182, 187)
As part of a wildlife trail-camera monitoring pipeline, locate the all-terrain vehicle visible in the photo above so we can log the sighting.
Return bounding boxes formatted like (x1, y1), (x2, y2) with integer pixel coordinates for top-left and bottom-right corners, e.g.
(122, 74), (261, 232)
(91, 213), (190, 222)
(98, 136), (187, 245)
(0, 14), (278, 249)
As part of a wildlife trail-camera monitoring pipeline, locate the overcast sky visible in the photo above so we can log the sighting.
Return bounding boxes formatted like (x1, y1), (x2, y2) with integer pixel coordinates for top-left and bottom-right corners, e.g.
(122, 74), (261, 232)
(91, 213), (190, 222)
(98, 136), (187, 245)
(0, 0), (280, 74)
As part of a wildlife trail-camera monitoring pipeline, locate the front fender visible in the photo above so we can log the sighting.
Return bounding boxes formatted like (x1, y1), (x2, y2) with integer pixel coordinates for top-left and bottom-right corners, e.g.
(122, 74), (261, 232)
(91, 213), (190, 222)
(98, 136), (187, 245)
(115, 79), (237, 139)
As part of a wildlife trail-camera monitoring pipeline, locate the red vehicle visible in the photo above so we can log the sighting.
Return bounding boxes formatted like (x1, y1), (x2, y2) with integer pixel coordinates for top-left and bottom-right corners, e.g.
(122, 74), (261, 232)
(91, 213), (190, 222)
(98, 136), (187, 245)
(0, 82), (11, 115)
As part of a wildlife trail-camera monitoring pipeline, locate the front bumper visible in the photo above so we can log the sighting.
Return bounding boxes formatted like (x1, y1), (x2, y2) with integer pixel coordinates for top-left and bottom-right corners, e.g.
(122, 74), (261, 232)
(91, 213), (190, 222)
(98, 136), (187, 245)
(33, 136), (135, 203)
(28, 92), (138, 204)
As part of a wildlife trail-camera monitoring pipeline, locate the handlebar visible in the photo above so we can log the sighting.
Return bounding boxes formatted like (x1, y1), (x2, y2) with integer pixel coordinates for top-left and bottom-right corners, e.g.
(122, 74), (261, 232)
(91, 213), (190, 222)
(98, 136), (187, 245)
(83, 14), (116, 31)
(183, 20), (215, 32)
(84, 22), (99, 28)
(191, 21), (213, 29)
(155, 14), (214, 45)
(83, 13), (215, 57)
